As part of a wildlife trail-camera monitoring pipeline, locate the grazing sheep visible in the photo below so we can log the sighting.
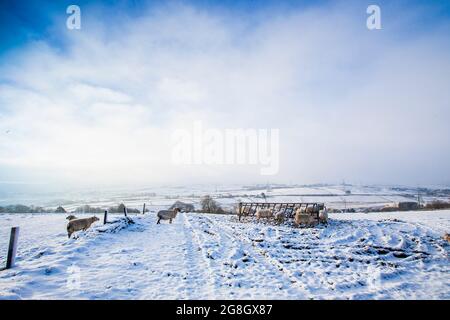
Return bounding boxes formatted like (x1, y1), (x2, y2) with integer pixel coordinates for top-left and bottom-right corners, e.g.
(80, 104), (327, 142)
(444, 233), (450, 242)
(66, 215), (77, 221)
(319, 208), (328, 224)
(295, 206), (319, 214)
(67, 216), (99, 238)
(294, 209), (317, 227)
(274, 210), (286, 224)
(297, 207), (306, 214)
(156, 208), (180, 224)
(255, 208), (274, 221)
(305, 206), (319, 214)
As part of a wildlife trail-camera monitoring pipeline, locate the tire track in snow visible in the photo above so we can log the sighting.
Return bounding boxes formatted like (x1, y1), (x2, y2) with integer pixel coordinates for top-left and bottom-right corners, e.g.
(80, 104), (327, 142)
(184, 214), (241, 297)
(231, 220), (379, 298)
(213, 218), (402, 297)
(189, 214), (308, 298)
(227, 217), (449, 299)
(211, 217), (312, 295)
(181, 212), (217, 299)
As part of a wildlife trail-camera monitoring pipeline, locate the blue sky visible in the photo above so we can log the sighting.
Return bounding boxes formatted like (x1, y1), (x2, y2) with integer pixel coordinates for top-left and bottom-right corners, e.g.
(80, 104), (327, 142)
(0, 0), (309, 54)
(0, 0), (449, 192)
(2, 0), (450, 55)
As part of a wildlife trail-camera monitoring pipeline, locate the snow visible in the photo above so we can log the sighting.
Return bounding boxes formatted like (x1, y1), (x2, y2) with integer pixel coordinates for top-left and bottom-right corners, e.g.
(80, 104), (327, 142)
(0, 210), (449, 299)
(2, 184), (448, 212)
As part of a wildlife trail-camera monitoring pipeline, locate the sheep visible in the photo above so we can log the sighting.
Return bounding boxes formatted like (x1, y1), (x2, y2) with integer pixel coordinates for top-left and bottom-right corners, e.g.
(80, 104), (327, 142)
(274, 210), (286, 224)
(444, 233), (450, 242)
(255, 208), (274, 221)
(67, 216), (99, 238)
(305, 206), (319, 214)
(66, 215), (77, 221)
(294, 208), (317, 227)
(295, 206), (318, 214)
(296, 205), (321, 226)
(319, 207), (329, 224)
(156, 207), (180, 224)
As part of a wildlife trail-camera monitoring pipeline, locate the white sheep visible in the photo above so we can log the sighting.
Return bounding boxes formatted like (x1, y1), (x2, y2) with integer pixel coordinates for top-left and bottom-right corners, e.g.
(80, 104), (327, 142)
(305, 206), (318, 214)
(67, 216), (99, 238)
(274, 210), (286, 224)
(296, 206), (318, 214)
(294, 208), (317, 227)
(156, 208), (180, 224)
(255, 208), (274, 221)
(319, 207), (328, 224)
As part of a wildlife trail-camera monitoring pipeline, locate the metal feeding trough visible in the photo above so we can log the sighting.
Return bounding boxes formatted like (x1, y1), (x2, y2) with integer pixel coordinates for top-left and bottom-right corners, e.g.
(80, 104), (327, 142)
(237, 202), (324, 221)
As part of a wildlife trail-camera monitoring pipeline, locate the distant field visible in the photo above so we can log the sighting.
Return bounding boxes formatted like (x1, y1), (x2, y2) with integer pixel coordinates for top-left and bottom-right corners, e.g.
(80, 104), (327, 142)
(1, 184), (448, 213)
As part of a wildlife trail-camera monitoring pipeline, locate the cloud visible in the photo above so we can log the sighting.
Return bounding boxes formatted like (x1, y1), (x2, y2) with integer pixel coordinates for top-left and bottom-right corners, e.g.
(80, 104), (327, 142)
(0, 1), (449, 191)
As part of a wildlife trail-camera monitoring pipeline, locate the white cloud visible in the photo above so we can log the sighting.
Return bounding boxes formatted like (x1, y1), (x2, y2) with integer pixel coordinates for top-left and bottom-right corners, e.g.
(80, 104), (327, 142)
(0, 2), (449, 191)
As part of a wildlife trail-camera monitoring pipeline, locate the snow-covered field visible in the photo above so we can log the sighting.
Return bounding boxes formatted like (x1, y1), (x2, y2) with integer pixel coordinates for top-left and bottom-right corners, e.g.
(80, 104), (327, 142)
(2, 184), (449, 212)
(0, 210), (449, 299)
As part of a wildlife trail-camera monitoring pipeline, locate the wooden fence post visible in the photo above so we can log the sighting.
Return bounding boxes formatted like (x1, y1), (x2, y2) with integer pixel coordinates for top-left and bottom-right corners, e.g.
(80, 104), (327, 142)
(142, 203), (146, 215)
(238, 202), (242, 221)
(103, 210), (108, 224)
(6, 227), (19, 269)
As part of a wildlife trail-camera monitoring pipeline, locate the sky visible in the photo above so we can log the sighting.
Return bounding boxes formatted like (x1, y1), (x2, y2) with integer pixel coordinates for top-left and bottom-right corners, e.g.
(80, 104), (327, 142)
(0, 0), (449, 193)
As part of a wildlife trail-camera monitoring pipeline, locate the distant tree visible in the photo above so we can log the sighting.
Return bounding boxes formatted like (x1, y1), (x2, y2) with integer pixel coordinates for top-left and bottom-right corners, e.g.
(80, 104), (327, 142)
(200, 195), (224, 214)
(30, 206), (46, 213)
(260, 192), (266, 202)
(118, 203), (126, 213)
(14, 204), (30, 213)
(72, 205), (103, 214)
(425, 200), (450, 210)
(70, 204), (139, 214)
(55, 206), (66, 213)
(107, 204), (139, 214)
(170, 201), (194, 212)
(0, 204), (53, 213)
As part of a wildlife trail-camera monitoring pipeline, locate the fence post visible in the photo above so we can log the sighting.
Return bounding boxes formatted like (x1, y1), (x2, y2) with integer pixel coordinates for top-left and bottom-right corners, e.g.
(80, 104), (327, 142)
(6, 227), (19, 269)
(142, 203), (146, 215)
(103, 210), (108, 224)
(238, 202), (242, 221)
(123, 205), (128, 217)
